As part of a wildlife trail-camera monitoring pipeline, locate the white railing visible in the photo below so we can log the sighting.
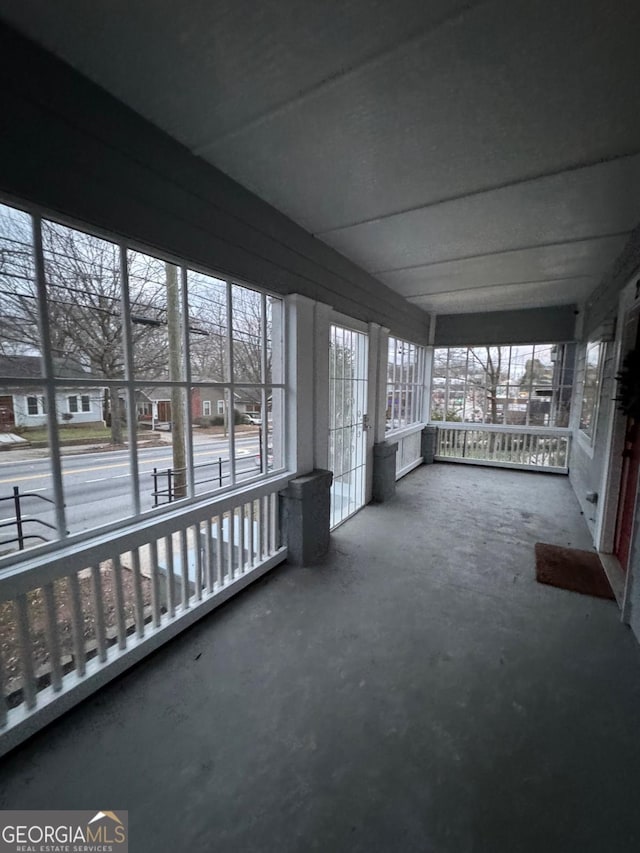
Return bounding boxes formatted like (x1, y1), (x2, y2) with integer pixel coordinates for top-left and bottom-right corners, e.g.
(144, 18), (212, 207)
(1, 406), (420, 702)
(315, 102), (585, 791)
(0, 474), (289, 756)
(391, 424), (425, 480)
(433, 424), (571, 473)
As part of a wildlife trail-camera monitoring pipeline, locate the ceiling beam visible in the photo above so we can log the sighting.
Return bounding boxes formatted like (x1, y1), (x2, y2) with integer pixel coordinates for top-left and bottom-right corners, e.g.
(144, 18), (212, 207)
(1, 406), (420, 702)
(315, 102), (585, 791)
(314, 152), (640, 237)
(192, 0), (489, 154)
(372, 231), (632, 275)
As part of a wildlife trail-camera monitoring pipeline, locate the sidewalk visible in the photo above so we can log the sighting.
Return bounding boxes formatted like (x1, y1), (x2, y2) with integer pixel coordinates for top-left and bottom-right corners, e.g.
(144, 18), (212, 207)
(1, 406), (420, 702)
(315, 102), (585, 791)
(0, 426), (260, 463)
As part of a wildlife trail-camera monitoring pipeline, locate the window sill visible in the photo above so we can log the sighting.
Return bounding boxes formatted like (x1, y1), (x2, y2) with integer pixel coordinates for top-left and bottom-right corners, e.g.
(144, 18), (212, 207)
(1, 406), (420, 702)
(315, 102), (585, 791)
(384, 422), (425, 441)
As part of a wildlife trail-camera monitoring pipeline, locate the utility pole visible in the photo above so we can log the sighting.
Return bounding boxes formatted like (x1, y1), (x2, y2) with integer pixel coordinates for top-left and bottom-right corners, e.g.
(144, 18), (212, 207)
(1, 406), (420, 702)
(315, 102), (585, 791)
(166, 263), (187, 498)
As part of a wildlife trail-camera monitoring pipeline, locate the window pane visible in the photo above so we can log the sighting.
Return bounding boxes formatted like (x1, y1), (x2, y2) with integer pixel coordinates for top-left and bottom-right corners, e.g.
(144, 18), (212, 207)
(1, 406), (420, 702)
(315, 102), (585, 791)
(187, 270), (228, 381)
(137, 385), (189, 506)
(0, 204), (38, 372)
(231, 284), (263, 384)
(580, 342), (602, 438)
(42, 220), (122, 382)
(0, 384), (57, 555)
(128, 250), (181, 381)
(186, 386), (231, 498)
(233, 386), (264, 484)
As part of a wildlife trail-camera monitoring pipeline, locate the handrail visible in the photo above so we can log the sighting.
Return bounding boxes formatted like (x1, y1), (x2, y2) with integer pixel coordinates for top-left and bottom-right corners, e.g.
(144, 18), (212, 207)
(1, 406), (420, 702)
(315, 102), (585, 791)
(428, 422), (571, 436)
(0, 472), (292, 594)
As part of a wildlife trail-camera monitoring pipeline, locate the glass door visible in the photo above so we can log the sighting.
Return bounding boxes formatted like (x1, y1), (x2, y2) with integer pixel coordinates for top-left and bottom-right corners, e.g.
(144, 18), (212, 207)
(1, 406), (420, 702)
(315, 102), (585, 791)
(329, 324), (369, 528)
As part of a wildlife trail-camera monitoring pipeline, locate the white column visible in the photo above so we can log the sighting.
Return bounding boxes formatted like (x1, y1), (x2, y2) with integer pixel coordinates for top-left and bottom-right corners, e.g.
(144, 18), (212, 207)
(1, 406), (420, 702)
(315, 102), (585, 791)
(313, 301), (332, 470)
(365, 323), (386, 502)
(285, 294), (317, 476)
(370, 324), (389, 445)
(421, 313), (436, 423)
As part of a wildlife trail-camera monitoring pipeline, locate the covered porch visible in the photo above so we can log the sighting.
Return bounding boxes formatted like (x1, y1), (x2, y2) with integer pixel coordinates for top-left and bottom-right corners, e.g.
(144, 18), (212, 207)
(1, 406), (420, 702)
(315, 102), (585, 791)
(2, 463), (640, 851)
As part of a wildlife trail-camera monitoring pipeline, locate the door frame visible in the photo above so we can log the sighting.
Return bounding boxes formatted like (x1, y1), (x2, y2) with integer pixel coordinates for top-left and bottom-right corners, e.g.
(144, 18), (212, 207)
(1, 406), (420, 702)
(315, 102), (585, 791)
(596, 278), (640, 620)
(327, 311), (376, 522)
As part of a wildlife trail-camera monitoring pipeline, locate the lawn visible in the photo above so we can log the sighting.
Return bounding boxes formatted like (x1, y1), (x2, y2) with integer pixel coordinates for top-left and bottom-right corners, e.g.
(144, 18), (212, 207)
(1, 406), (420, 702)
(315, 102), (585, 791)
(20, 425), (114, 443)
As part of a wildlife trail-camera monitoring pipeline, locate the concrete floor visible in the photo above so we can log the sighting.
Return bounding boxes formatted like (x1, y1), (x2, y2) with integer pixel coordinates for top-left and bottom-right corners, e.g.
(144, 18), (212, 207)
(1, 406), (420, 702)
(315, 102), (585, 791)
(2, 464), (640, 852)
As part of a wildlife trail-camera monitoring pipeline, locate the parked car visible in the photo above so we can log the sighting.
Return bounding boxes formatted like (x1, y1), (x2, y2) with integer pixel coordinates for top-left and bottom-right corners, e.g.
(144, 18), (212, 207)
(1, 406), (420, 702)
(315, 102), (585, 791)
(243, 414), (262, 425)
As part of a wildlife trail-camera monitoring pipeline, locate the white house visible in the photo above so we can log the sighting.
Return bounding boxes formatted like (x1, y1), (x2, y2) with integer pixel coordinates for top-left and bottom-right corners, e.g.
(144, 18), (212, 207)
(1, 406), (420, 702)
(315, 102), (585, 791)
(0, 355), (104, 429)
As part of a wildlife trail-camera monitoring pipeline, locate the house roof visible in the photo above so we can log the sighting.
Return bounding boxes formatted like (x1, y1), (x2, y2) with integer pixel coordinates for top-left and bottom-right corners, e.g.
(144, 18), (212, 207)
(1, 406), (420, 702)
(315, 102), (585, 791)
(0, 353), (101, 380)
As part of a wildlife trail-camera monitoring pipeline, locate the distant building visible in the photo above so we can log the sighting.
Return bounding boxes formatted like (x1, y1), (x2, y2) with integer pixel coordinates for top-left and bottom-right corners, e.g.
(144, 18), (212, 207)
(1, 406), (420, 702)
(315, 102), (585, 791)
(0, 355), (104, 430)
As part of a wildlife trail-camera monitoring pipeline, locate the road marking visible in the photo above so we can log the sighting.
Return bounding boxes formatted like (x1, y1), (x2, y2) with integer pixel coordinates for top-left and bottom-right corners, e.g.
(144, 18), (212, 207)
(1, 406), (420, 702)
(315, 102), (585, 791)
(0, 445), (260, 485)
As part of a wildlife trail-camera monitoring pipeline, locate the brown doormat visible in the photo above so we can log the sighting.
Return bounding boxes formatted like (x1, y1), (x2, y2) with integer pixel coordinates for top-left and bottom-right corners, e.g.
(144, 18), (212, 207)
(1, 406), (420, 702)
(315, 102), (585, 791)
(534, 543), (615, 600)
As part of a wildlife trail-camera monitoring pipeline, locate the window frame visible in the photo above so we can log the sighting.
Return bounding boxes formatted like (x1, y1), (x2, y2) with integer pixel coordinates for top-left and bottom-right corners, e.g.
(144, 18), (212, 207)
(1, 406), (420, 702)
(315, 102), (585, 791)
(202, 400), (211, 417)
(430, 343), (573, 428)
(385, 335), (426, 435)
(26, 395), (39, 415)
(0, 192), (289, 560)
(578, 339), (605, 443)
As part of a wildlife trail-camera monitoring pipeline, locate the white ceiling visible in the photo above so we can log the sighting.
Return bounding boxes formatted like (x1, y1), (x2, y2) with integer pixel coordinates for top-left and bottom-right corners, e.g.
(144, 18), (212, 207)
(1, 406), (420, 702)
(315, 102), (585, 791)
(1, 0), (639, 315)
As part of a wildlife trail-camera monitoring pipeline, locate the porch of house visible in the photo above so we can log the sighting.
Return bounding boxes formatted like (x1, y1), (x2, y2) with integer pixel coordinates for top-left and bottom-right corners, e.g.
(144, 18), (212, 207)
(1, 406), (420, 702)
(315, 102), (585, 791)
(1, 464), (640, 851)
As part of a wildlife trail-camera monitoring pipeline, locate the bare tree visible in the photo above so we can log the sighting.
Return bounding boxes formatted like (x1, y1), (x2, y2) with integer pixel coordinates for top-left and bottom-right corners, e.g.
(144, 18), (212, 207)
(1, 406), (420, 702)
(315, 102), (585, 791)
(468, 347), (505, 424)
(0, 209), (171, 443)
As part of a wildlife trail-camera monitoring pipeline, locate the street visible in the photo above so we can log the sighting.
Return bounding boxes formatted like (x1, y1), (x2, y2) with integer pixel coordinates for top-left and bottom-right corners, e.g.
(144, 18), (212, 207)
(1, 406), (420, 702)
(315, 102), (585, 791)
(0, 433), (263, 551)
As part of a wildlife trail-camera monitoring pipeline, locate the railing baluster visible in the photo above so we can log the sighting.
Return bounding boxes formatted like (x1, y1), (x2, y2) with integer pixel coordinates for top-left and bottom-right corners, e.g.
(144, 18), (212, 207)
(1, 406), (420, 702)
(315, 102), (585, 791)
(91, 565), (108, 663)
(249, 501), (256, 570)
(216, 514), (224, 586)
(228, 509), (236, 580)
(238, 505), (246, 575)
(194, 523), (203, 601)
(180, 528), (190, 609)
(164, 534), (175, 618)
(256, 497), (263, 562)
(270, 492), (277, 553)
(43, 582), (63, 692)
(149, 539), (162, 628)
(264, 496), (271, 557)
(112, 555), (127, 650)
(205, 518), (214, 594)
(15, 594), (36, 709)
(262, 496), (269, 560)
(132, 548), (145, 637)
(68, 573), (86, 677)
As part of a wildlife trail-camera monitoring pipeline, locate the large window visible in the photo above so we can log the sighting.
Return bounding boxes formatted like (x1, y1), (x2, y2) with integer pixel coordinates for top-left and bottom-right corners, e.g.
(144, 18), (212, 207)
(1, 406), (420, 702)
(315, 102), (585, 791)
(431, 344), (574, 427)
(0, 199), (286, 557)
(579, 341), (604, 440)
(386, 336), (425, 432)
